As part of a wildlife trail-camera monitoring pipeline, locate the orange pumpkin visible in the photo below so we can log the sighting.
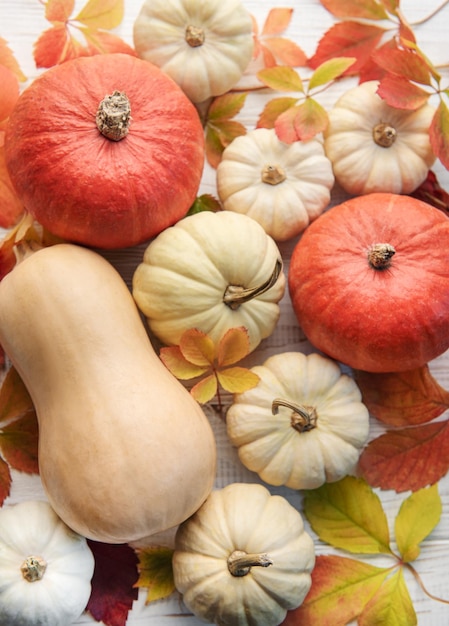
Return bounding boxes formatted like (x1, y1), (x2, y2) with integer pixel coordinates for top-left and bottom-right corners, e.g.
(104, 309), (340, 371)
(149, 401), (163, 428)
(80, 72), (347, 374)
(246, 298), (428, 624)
(4, 53), (205, 249)
(288, 193), (449, 373)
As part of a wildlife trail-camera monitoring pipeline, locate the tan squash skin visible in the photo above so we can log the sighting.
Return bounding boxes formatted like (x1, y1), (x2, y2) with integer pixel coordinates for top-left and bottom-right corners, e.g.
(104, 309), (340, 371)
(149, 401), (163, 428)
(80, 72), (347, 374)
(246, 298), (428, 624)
(0, 243), (217, 543)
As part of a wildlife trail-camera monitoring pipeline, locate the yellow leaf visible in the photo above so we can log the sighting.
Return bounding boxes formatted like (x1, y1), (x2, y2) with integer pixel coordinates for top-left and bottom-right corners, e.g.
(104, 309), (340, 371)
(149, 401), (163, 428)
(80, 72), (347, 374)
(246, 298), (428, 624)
(359, 568), (417, 626)
(159, 346), (208, 380)
(191, 375), (217, 404)
(217, 327), (251, 367)
(217, 367), (260, 394)
(135, 546), (175, 604)
(394, 484), (442, 563)
(75, 0), (124, 31)
(179, 328), (216, 367)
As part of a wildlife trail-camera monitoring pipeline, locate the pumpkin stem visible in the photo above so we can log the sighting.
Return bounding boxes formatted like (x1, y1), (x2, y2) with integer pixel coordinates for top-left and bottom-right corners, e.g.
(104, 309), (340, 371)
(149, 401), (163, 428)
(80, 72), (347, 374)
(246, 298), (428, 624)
(185, 24), (205, 47)
(261, 164), (286, 185)
(96, 91), (131, 141)
(21, 555), (47, 582)
(227, 550), (273, 577)
(223, 258), (283, 310)
(272, 398), (317, 432)
(373, 122), (397, 148)
(368, 243), (396, 270)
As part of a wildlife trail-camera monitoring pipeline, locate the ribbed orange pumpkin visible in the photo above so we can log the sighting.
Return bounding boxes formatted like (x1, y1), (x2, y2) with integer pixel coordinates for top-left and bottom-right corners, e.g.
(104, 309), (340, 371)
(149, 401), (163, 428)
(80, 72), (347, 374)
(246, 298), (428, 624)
(288, 193), (449, 373)
(4, 53), (205, 249)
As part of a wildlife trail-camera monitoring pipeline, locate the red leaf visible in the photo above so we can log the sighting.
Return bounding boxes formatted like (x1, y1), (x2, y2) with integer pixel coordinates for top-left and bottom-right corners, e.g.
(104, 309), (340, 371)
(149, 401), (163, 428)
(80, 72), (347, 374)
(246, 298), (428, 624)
(372, 44), (432, 85)
(33, 24), (85, 68)
(0, 457), (12, 506)
(377, 74), (430, 109)
(353, 365), (449, 426)
(1, 412), (39, 474)
(309, 22), (385, 74)
(411, 170), (449, 215)
(429, 101), (449, 170)
(86, 542), (139, 626)
(359, 420), (449, 492)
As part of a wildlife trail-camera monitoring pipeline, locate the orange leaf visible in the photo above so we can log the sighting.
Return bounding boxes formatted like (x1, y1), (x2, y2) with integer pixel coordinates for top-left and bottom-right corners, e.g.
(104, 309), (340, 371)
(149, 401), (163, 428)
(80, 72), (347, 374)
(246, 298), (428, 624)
(80, 28), (137, 56)
(33, 24), (85, 68)
(358, 420), (449, 492)
(0, 143), (24, 229)
(261, 8), (294, 36)
(217, 367), (260, 394)
(262, 37), (307, 67)
(372, 43), (432, 85)
(0, 38), (26, 82)
(377, 74), (430, 110)
(429, 101), (449, 171)
(256, 96), (298, 130)
(0, 457), (12, 506)
(179, 329), (216, 367)
(45, 0), (75, 22)
(353, 365), (449, 426)
(159, 346), (209, 380)
(190, 374), (218, 405)
(275, 98), (328, 143)
(0, 65), (19, 122)
(217, 327), (251, 367)
(319, 0), (389, 19)
(205, 120), (247, 168)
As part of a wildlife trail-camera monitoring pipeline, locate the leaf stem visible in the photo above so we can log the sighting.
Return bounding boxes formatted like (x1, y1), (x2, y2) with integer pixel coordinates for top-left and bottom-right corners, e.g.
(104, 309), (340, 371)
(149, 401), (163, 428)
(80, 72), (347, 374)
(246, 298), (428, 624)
(408, 0), (449, 25)
(404, 562), (449, 604)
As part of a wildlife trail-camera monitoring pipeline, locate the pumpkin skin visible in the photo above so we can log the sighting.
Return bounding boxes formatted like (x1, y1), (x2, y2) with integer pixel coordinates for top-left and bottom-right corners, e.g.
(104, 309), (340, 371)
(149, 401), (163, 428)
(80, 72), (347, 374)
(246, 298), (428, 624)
(132, 211), (286, 353)
(323, 80), (435, 195)
(4, 53), (205, 249)
(133, 0), (254, 103)
(216, 128), (334, 241)
(0, 500), (94, 626)
(288, 193), (449, 373)
(0, 243), (216, 543)
(227, 352), (370, 489)
(172, 483), (315, 626)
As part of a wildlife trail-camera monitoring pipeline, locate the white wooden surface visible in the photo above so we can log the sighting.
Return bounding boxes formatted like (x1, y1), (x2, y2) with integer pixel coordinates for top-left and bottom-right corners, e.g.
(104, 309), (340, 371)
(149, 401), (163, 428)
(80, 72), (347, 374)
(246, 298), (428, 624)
(1, 0), (449, 624)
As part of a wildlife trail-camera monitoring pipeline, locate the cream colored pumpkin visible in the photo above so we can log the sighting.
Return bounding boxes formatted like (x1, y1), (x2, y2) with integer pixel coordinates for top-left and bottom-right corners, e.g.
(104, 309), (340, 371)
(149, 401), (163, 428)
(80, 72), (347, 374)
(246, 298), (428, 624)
(172, 482), (315, 626)
(0, 500), (94, 626)
(133, 0), (254, 103)
(217, 128), (335, 241)
(227, 352), (370, 490)
(324, 80), (435, 195)
(132, 211), (285, 353)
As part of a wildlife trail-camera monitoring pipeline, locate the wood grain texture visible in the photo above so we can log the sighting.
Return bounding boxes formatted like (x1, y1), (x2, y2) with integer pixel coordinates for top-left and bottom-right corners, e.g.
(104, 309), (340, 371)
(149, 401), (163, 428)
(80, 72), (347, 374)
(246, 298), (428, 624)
(1, 0), (449, 624)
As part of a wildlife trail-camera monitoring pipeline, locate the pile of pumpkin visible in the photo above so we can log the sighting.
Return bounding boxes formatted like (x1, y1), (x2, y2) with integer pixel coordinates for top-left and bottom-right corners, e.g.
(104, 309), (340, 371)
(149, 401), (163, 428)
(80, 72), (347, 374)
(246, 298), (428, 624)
(1, 0), (449, 625)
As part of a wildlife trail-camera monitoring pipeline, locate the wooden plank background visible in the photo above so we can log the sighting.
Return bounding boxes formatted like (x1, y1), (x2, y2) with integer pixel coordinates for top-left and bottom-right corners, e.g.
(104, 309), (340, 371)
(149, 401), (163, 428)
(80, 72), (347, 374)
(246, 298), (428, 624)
(1, 0), (449, 623)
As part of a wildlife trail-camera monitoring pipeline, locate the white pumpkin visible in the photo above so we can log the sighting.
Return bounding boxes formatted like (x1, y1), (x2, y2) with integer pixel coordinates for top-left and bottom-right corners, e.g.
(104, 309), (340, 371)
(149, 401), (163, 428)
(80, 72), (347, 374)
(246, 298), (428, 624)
(0, 500), (95, 626)
(324, 80), (435, 195)
(133, 0), (254, 103)
(132, 211), (285, 353)
(172, 482), (315, 626)
(226, 352), (370, 490)
(217, 128), (335, 241)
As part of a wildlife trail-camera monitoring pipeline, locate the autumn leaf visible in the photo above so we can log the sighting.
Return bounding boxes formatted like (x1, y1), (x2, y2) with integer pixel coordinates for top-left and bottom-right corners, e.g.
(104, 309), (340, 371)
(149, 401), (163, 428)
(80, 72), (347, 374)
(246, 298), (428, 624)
(205, 93), (247, 168)
(358, 568), (416, 626)
(429, 100), (449, 170)
(372, 42), (432, 85)
(307, 57), (357, 90)
(257, 65), (304, 92)
(33, 0), (135, 68)
(0, 38), (26, 82)
(135, 546), (175, 604)
(275, 98), (329, 143)
(0, 458), (11, 507)
(353, 365), (449, 426)
(319, 0), (390, 20)
(86, 541), (139, 626)
(411, 170), (449, 215)
(377, 74), (431, 110)
(358, 419), (449, 492)
(253, 8), (307, 68)
(303, 476), (392, 555)
(160, 327), (260, 407)
(256, 96), (298, 130)
(187, 194), (222, 216)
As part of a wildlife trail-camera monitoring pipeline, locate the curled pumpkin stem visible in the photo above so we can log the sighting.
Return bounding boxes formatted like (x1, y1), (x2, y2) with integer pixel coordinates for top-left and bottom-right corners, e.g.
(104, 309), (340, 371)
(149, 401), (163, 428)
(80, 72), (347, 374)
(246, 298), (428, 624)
(272, 398), (317, 432)
(227, 550), (273, 577)
(223, 258), (283, 310)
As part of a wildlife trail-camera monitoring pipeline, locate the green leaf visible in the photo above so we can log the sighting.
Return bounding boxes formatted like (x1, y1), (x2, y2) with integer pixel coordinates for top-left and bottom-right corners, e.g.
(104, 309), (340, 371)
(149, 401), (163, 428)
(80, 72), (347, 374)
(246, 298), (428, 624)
(257, 66), (304, 92)
(207, 92), (247, 122)
(256, 96), (298, 130)
(303, 476), (392, 554)
(135, 546), (175, 604)
(308, 57), (356, 91)
(187, 194), (222, 216)
(359, 568), (416, 626)
(394, 484), (442, 562)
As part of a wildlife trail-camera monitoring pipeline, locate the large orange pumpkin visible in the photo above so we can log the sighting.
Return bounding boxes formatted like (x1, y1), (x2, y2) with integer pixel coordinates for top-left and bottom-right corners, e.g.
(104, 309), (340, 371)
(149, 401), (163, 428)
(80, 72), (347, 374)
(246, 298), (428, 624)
(288, 193), (449, 373)
(4, 53), (205, 249)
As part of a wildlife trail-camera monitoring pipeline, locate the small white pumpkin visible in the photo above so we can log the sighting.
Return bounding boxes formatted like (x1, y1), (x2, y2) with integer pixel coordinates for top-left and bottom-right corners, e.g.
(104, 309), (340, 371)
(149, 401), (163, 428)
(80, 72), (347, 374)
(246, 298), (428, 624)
(132, 211), (285, 353)
(172, 482), (315, 626)
(217, 128), (335, 241)
(133, 0), (254, 103)
(0, 500), (95, 626)
(323, 80), (435, 195)
(226, 352), (370, 490)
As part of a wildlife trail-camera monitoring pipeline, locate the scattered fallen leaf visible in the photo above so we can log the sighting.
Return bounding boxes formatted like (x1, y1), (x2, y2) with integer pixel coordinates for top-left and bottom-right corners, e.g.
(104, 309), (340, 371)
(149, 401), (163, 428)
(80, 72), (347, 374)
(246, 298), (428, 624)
(0, 37), (26, 82)
(205, 93), (247, 168)
(187, 194), (222, 216)
(411, 170), (449, 214)
(358, 568), (416, 626)
(253, 8), (307, 68)
(135, 546), (175, 604)
(319, 0), (389, 20)
(0, 457), (11, 507)
(429, 100), (449, 171)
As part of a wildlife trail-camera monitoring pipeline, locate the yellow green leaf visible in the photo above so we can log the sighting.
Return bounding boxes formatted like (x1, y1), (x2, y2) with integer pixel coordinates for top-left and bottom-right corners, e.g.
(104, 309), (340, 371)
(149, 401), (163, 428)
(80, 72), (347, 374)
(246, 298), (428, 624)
(159, 346), (208, 380)
(75, 0), (124, 30)
(217, 327), (251, 367)
(359, 568), (416, 626)
(303, 476), (392, 555)
(394, 484), (442, 563)
(257, 65), (304, 92)
(135, 546), (175, 604)
(191, 374), (218, 404)
(308, 57), (357, 91)
(256, 96), (298, 129)
(217, 367), (260, 394)
(207, 92), (247, 122)
(179, 328), (216, 367)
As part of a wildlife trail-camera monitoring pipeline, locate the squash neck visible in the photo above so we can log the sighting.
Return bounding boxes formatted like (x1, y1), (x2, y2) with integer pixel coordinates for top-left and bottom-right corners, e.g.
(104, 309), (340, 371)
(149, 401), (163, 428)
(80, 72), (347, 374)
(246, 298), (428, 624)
(96, 91), (131, 141)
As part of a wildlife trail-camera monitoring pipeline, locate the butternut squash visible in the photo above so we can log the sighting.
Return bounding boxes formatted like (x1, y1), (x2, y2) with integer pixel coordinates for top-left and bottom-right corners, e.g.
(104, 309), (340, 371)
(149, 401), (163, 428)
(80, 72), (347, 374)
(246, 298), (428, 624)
(0, 243), (217, 544)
